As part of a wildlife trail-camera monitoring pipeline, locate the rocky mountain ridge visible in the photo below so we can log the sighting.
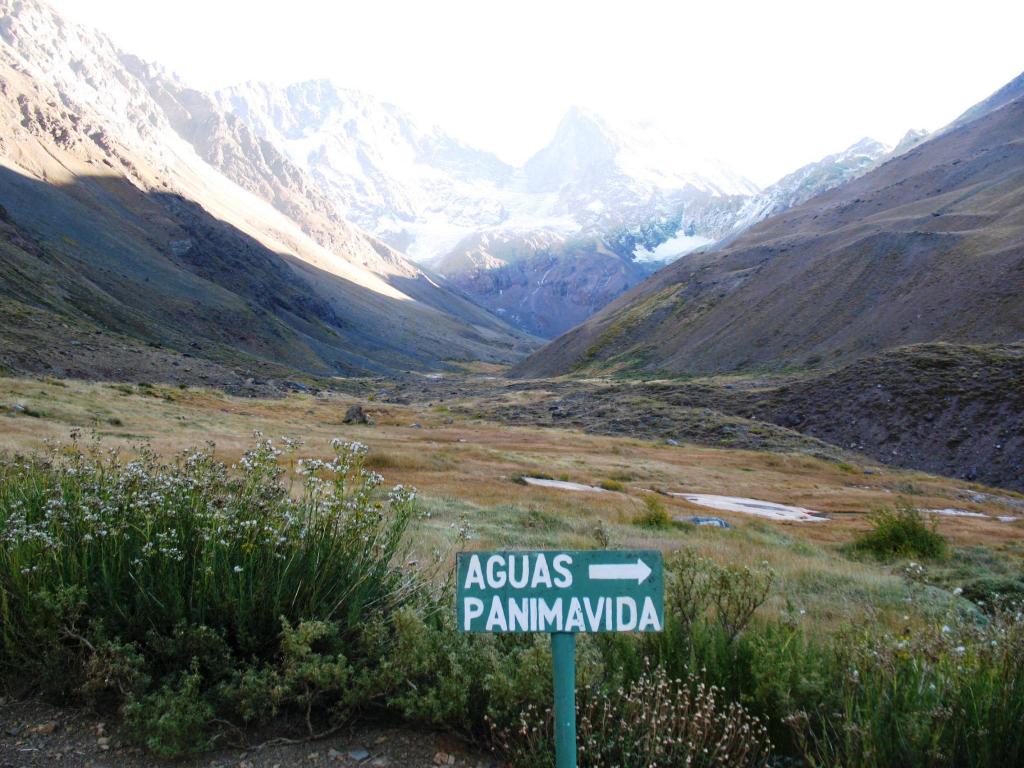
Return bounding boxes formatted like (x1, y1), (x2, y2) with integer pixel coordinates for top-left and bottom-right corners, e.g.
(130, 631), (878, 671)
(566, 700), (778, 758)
(214, 84), (761, 263)
(210, 84), (779, 336)
(218, 77), (934, 338)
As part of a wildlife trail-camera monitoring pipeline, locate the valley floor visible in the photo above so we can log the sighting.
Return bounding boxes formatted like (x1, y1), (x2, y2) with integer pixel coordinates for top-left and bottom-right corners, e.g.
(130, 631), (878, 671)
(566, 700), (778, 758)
(1, 373), (1023, 765)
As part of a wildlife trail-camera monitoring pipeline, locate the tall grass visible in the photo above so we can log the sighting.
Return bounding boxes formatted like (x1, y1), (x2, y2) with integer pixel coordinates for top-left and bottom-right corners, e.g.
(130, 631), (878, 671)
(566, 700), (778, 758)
(789, 607), (1024, 767)
(1, 436), (416, 662)
(632, 494), (672, 528)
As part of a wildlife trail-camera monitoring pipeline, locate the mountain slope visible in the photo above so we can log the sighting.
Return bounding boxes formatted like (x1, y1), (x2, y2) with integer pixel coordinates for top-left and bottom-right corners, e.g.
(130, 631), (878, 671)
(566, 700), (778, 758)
(514, 72), (1024, 377)
(485, 342), (1024, 492)
(429, 108), (761, 338)
(738, 342), (1024, 492)
(0, 0), (535, 378)
(217, 80), (933, 341)
(120, 55), (417, 280)
(946, 70), (1024, 133)
(433, 230), (652, 338)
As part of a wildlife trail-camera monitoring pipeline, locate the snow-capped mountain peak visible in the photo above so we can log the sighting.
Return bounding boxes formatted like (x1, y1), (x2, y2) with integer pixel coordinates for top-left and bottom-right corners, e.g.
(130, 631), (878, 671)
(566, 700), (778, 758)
(206, 78), (927, 340)
(524, 105), (759, 199)
(522, 106), (621, 192)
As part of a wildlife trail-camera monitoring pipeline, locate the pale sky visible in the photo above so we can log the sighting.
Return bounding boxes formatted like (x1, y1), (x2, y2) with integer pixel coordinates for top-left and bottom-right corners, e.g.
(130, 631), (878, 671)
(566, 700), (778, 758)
(51, 0), (1024, 187)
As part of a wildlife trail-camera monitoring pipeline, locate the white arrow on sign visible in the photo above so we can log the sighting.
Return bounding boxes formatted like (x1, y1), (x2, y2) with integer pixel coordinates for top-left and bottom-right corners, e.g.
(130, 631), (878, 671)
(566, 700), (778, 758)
(588, 558), (652, 584)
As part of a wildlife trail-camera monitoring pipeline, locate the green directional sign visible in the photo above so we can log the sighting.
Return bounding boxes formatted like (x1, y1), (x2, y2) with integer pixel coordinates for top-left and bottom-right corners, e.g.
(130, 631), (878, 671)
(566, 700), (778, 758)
(456, 550), (664, 633)
(457, 550), (664, 768)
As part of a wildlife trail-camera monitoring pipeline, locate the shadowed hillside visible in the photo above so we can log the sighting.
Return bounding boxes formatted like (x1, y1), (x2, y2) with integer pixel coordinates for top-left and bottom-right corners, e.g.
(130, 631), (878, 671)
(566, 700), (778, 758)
(738, 343), (1024, 491)
(0, 167), (533, 382)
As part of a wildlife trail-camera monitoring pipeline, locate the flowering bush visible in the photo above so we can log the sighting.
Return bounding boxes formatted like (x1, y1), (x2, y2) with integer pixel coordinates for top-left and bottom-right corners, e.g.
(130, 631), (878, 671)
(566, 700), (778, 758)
(492, 662), (772, 767)
(0, 435), (417, 751)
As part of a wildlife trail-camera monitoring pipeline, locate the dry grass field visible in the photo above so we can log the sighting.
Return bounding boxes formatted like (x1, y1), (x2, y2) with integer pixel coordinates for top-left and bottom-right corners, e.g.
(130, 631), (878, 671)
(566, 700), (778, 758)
(2, 375), (1021, 636)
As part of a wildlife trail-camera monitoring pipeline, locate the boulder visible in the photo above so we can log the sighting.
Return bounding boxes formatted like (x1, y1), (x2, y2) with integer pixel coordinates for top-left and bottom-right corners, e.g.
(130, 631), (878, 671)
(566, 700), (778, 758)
(343, 404), (369, 424)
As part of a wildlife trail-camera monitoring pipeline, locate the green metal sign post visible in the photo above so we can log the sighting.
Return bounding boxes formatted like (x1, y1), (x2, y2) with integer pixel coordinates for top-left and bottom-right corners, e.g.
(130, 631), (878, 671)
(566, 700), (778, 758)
(456, 550), (664, 768)
(551, 632), (576, 768)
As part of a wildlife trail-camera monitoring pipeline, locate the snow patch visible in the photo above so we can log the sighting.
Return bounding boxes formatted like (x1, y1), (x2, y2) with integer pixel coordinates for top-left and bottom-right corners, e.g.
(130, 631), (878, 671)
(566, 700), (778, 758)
(926, 508), (988, 518)
(670, 494), (828, 522)
(634, 233), (715, 263)
(522, 477), (607, 493)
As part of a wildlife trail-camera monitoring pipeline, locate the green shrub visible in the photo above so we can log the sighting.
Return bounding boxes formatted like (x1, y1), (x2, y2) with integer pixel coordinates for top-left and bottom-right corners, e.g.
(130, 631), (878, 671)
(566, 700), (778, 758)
(371, 604), (564, 739)
(591, 520), (611, 548)
(850, 502), (948, 560)
(522, 506), (569, 533)
(598, 479), (625, 492)
(633, 495), (671, 528)
(640, 552), (778, 711)
(959, 575), (1024, 611)
(125, 662), (216, 757)
(660, 549), (775, 641)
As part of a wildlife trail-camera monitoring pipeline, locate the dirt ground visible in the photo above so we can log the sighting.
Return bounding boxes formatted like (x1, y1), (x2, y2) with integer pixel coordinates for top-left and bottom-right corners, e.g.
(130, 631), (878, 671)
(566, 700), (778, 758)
(0, 698), (496, 768)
